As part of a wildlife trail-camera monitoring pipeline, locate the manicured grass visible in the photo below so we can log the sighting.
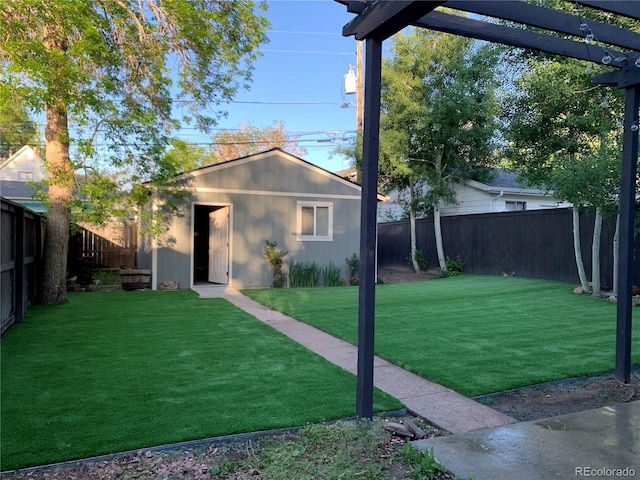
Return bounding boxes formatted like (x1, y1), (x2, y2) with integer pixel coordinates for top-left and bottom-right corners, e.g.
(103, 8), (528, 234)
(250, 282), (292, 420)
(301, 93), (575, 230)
(243, 275), (640, 397)
(0, 291), (401, 471)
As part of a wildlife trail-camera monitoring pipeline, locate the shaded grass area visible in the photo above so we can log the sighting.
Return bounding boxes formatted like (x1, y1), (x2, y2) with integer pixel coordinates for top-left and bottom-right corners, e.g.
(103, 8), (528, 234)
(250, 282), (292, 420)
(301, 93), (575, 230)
(243, 275), (639, 397)
(0, 291), (401, 471)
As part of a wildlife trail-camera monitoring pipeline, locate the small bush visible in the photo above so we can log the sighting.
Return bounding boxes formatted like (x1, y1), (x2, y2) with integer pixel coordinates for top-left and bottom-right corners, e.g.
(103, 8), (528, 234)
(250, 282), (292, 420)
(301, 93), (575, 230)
(263, 241), (288, 288)
(323, 262), (345, 287)
(289, 261), (321, 287)
(438, 256), (464, 278)
(346, 253), (359, 286)
(399, 444), (449, 480)
(92, 270), (121, 288)
(407, 249), (429, 272)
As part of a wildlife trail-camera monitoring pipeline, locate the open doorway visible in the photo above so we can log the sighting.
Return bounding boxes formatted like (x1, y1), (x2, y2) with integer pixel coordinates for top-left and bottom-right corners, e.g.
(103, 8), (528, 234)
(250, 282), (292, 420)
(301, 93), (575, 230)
(193, 204), (230, 284)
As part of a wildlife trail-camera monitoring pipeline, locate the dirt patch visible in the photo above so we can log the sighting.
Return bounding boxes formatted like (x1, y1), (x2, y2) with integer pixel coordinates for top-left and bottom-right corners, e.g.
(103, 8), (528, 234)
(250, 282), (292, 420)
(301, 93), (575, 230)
(377, 266), (440, 284)
(475, 371), (640, 421)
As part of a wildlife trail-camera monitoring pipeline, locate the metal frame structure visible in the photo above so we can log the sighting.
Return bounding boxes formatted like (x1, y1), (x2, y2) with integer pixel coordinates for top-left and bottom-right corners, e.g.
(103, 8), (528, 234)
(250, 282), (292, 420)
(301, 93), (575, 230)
(336, 0), (640, 419)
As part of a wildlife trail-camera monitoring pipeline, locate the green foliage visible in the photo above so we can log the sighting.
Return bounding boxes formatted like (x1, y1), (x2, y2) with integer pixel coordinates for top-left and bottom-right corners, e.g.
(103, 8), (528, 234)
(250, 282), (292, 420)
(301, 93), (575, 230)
(263, 241), (288, 288)
(399, 445), (449, 480)
(346, 253), (360, 286)
(289, 261), (321, 288)
(501, 54), (624, 209)
(408, 249), (429, 272)
(0, 95), (38, 158)
(438, 256), (464, 278)
(91, 269), (121, 288)
(255, 420), (393, 480)
(0, 1), (270, 302)
(322, 262), (345, 287)
(379, 28), (499, 214)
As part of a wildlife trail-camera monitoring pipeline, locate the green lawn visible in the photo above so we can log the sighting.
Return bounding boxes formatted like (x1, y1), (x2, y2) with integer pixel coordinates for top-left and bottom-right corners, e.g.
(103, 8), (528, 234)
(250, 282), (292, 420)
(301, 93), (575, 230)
(244, 275), (640, 397)
(0, 291), (401, 471)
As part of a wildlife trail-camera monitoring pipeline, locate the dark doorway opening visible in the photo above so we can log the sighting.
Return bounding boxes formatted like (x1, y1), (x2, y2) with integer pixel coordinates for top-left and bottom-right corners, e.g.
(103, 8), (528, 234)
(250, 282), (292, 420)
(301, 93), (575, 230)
(193, 204), (229, 284)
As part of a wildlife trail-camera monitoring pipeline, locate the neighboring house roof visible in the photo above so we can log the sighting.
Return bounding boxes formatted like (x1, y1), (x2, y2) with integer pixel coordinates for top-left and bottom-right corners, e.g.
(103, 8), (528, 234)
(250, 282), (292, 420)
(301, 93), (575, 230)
(465, 170), (549, 196)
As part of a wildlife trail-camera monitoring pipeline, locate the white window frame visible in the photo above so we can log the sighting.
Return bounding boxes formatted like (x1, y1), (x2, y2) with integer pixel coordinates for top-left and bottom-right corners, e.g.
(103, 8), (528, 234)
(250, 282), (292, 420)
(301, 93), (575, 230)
(296, 201), (333, 241)
(505, 200), (526, 212)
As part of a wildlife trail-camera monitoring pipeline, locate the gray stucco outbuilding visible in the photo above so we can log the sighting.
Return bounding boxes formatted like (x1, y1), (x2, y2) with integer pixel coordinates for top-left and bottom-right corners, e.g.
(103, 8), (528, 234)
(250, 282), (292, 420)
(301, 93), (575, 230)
(138, 148), (363, 289)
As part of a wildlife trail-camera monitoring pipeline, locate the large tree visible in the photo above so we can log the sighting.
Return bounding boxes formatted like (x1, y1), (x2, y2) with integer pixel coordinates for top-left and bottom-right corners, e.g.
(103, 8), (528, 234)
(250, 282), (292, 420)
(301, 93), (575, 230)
(0, 1), (269, 304)
(502, 56), (624, 294)
(0, 96), (38, 158)
(379, 27), (499, 272)
(209, 120), (307, 162)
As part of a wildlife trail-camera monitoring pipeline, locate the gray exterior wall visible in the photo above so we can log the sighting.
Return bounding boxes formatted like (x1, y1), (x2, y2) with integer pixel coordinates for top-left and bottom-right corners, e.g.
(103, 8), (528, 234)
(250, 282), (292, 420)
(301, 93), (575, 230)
(140, 150), (362, 289)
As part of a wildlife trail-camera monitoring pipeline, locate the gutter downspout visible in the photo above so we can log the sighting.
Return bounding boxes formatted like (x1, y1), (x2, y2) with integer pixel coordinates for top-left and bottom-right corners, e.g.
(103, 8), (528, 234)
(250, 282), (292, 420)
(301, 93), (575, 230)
(492, 190), (504, 212)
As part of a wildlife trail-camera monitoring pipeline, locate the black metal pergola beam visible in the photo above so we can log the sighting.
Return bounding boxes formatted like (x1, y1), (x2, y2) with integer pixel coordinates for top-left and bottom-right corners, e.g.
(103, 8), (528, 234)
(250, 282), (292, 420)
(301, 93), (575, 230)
(337, 0), (639, 418)
(414, 11), (629, 68)
(342, 0), (445, 41)
(446, 0), (640, 52)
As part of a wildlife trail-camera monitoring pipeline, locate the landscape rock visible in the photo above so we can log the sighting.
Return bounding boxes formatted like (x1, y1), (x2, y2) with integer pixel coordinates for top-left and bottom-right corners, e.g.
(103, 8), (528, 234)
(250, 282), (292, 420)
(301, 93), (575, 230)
(159, 281), (179, 290)
(383, 421), (414, 438)
(403, 419), (427, 439)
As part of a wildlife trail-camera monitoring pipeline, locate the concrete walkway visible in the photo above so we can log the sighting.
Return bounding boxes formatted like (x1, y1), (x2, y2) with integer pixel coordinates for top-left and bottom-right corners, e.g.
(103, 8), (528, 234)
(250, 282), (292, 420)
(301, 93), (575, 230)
(192, 285), (516, 434)
(413, 401), (640, 479)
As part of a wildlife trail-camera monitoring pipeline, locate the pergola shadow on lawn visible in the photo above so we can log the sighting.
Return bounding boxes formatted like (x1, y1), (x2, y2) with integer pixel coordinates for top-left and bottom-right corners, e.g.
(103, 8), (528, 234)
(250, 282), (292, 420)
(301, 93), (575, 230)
(335, 0), (640, 419)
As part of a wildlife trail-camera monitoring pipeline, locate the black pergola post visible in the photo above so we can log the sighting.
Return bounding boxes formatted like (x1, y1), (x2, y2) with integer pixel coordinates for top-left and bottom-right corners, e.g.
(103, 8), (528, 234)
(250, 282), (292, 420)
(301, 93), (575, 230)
(356, 36), (383, 420)
(615, 84), (639, 383)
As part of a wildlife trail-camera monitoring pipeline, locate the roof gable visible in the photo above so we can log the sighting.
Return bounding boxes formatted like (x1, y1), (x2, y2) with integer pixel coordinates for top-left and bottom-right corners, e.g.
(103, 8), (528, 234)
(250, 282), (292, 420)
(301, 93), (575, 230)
(184, 148), (363, 194)
(0, 145), (47, 182)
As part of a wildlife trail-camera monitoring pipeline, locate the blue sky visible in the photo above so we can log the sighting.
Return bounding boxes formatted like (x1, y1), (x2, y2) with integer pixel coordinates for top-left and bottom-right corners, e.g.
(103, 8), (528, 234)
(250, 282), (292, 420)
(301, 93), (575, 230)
(192, 1), (360, 172)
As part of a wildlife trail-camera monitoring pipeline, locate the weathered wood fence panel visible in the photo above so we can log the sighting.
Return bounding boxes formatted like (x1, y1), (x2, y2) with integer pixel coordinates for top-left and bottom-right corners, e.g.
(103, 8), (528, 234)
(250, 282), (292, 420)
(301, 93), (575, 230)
(68, 223), (137, 280)
(378, 208), (640, 287)
(1, 198), (43, 336)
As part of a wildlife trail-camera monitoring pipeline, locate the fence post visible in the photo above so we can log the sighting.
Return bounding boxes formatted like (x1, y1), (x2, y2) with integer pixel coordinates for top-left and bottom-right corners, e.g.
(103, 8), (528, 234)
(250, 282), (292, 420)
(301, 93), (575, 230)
(15, 207), (25, 323)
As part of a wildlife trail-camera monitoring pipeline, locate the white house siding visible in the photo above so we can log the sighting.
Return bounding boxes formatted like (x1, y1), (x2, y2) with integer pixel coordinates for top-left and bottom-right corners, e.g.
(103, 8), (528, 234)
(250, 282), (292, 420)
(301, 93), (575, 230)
(439, 183), (569, 216)
(0, 146), (47, 182)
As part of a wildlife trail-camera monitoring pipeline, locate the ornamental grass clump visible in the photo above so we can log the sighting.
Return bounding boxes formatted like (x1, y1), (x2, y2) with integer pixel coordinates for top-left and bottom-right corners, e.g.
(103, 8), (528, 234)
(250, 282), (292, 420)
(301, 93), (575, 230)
(289, 261), (321, 287)
(323, 262), (345, 287)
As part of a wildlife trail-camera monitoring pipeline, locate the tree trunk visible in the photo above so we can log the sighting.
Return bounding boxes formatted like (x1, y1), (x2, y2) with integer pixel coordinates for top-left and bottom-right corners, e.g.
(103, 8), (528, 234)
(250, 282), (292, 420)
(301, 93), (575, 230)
(613, 213), (620, 295)
(408, 178), (420, 272)
(434, 204), (446, 271)
(591, 208), (603, 295)
(572, 207), (590, 293)
(37, 26), (73, 305)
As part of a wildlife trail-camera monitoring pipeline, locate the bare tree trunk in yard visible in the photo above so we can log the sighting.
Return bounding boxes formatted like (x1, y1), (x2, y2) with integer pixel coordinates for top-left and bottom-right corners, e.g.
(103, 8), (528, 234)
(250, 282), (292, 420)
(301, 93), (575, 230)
(38, 28), (73, 304)
(591, 207), (603, 295)
(572, 207), (590, 293)
(408, 178), (420, 272)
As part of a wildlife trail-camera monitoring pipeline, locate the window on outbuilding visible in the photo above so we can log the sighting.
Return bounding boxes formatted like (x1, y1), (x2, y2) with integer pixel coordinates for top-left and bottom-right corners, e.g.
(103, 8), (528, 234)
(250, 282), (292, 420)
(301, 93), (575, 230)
(297, 201), (333, 241)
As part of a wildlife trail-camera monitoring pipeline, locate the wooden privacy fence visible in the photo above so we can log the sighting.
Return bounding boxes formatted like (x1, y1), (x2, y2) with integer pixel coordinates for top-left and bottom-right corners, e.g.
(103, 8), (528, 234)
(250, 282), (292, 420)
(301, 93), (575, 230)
(68, 222), (137, 279)
(378, 208), (640, 287)
(1, 198), (44, 336)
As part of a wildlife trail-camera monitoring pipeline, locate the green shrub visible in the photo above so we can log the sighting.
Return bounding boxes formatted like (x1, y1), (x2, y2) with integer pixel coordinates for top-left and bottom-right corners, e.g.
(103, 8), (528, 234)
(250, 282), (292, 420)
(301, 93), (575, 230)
(407, 249), (429, 271)
(263, 241), (288, 288)
(438, 256), (464, 278)
(92, 270), (121, 288)
(345, 253), (359, 286)
(323, 262), (345, 287)
(289, 261), (321, 288)
(399, 444), (448, 480)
